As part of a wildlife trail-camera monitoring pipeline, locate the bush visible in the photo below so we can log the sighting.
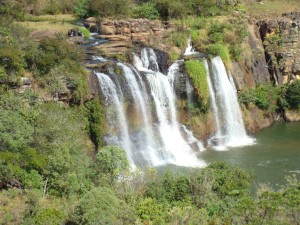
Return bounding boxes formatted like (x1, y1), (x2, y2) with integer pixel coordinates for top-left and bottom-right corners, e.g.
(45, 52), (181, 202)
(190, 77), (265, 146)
(131, 2), (160, 20)
(185, 60), (209, 111)
(0, 110), (34, 152)
(74, 187), (125, 225)
(165, 31), (189, 51)
(32, 37), (83, 75)
(0, 46), (25, 84)
(95, 146), (129, 184)
(85, 99), (104, 149)
(286, 80), (300, 109)
(78, 27), (91, 38)
(207, 44), (231, 66)
(239, 84), (281, 111)
(75, 0), (89, 18)
(88, 0), (130, 18)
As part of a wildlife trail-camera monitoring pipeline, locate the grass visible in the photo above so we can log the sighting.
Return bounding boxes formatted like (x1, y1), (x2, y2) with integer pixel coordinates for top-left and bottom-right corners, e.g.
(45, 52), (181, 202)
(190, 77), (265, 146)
(17, 14), (80, 34)
(17, 21), (81, 34)
(185, 60), (209, 111)
(24, 14), (77, 22)
(246, 0), (300, 19)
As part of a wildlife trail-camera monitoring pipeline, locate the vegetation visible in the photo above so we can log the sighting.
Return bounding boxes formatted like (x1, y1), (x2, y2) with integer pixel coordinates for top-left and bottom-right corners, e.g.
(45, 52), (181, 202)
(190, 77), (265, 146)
(239, 81), (300, 112)
(1, 1), (300, 225)
(286, 80), (300, 110)
(185, 60), (209, 111)
(239, 84), (282, 111)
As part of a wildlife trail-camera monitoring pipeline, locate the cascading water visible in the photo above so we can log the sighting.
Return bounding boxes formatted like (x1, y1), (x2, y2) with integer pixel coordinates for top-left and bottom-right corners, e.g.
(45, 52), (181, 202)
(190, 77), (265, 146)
(94, 46), (205, 168)
(116, 63), (161, 164)
(133, 50), (205, 167)
(183, 37), (196, 56)
(208, 56), (254, 150)
(95, 72), (135, 166)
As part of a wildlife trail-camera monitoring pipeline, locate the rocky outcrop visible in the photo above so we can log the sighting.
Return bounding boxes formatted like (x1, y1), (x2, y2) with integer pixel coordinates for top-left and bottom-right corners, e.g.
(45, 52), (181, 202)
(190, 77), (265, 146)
(96, 19), (173, 45)
(85, 18), (176, 55)
(258, 12), (300, 84)
(230, 24), (271, 90)
(284, 109), (300, 122)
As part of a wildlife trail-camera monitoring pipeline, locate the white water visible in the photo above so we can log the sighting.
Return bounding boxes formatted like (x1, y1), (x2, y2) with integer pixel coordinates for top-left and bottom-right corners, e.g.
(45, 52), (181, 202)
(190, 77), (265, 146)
(117, 63), (161, 164)
(141, 48), (159, 71)
(205, 60), (221, 138)
(209, 56), (254, 150)
(135, 50), (205, 167)
(95, 72), (135, 166)
(183, 37), (197, 56)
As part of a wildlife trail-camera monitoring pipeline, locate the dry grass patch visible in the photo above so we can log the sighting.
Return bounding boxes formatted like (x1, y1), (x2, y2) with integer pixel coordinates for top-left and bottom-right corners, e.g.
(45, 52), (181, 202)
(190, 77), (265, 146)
(246, 0), (300, 19)
(17, 21), (80, 35)
(25, 14), (77, 22)
(17, 14), (79, 36)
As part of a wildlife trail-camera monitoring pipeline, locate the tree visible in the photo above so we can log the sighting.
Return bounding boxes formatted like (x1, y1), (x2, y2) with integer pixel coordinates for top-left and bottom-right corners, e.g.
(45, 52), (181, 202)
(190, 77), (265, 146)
(74, 187), (124, 225)
(95, 146), (129, 185)
(286, 80), (300, 109)
(85, 99), (104, 150)
(0, 110), (34, 152)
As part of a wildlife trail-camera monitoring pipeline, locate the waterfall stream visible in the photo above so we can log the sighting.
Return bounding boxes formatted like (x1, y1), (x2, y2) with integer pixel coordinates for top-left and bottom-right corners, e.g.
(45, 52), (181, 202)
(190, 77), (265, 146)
(208, 56), (254, 150)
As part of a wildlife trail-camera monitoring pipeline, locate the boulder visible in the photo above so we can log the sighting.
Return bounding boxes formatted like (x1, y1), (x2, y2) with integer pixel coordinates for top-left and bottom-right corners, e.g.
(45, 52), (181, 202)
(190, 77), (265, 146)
(100, 26), (115, 35)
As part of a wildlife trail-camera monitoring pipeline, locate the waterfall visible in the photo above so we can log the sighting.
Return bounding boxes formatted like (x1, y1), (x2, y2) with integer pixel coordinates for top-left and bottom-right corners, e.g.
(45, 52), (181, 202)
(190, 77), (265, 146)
(117, 63), (161, 164)
(183, 37), (196, 56)
(135, 50), (205, 167)
(208, 56), (254, 150)
(95, 72), (135, 166)
(205, 60), (221, 138)
(95, 48), (205, 168)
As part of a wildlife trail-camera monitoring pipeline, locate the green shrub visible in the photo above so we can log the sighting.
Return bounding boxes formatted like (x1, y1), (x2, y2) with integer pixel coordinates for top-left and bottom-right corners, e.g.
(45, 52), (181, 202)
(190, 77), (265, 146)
(185, 60), (209, 111)
(85, 100), (104, 150)
(165, 31), (189, 51)
(131, 2), (160, 20)
(95, 146), (129, 184)
(31, 207), (66, 225)
(74, 187), (128, 225)
(169, 51), (180, 62)
(239, 84), (281, 111)
(0, 46), (25, 83)
(207, 44), (231, 67)
(78, 27), (91, 38)
(32, 37), (83, 75)
(75, 0), (90, 18)
(88, 0), (130, 18)
(286, 80), (300, 109)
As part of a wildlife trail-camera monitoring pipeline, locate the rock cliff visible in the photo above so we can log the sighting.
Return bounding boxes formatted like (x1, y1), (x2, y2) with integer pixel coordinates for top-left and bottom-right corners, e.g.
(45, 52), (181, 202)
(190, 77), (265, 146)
(258, 12), (300, 84)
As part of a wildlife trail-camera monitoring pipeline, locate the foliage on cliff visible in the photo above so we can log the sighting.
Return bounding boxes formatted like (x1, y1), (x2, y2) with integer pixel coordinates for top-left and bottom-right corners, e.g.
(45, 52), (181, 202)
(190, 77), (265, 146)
(286, 80), (300, 110)
(185, 60), (209, 111)
(239, 81), (300, 112)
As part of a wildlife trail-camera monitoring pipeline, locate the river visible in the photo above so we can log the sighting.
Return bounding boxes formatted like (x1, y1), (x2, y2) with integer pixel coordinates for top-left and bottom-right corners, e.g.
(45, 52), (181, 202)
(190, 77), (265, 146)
(202, 122), (300, 189)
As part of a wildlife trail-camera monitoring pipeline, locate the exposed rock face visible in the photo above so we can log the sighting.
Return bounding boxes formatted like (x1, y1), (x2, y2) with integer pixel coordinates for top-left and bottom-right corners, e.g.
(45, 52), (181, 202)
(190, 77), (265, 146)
(258, 12), (300, 84)
(85, 18), (175, 47)
(242, 104), (278, 133)
(230, 24), (271, 90)
(284, 109), (300, 122)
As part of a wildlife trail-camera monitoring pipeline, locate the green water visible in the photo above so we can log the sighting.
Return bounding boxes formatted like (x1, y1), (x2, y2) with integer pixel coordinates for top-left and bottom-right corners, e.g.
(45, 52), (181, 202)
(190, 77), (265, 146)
(201, 122), (300, 189)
